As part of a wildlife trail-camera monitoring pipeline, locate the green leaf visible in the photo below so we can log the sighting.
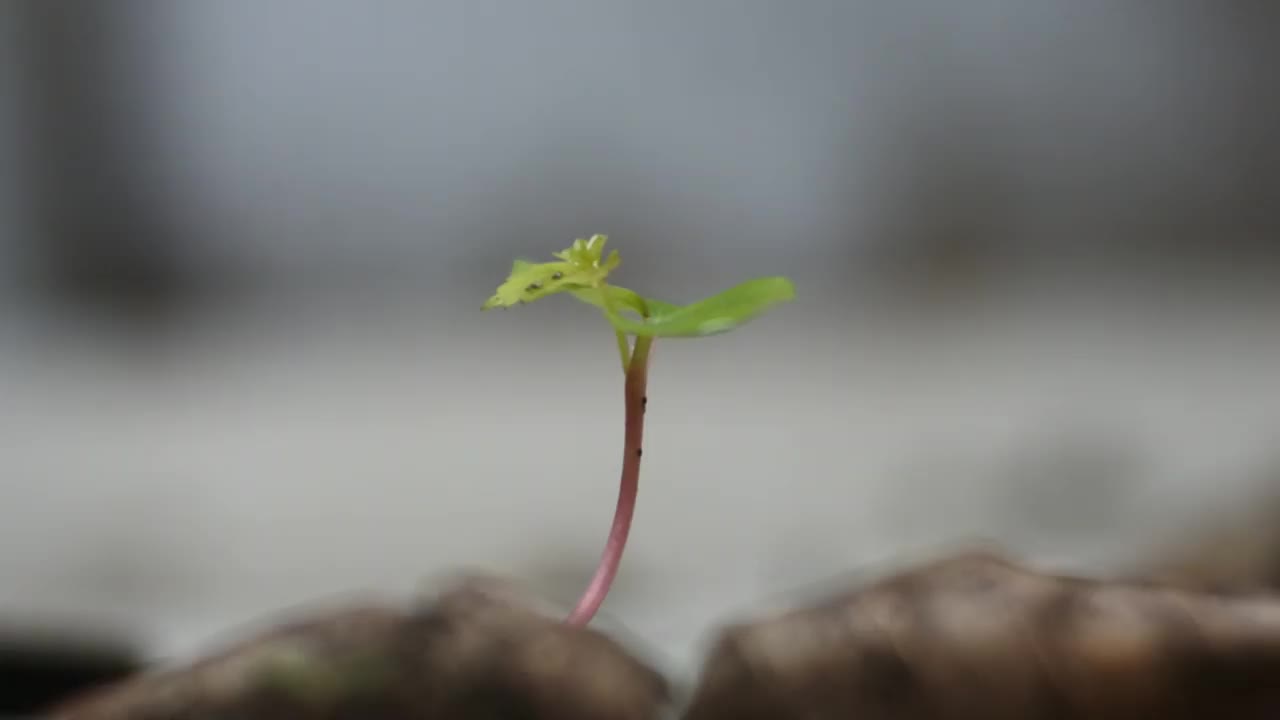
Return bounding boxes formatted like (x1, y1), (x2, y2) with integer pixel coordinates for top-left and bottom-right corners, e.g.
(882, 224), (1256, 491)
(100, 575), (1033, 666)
(565, 284), (679, 319)
(600, 276), (795, 338)
(482, 235), (620, 310)
(481, 236), (795, 340)
(552, 234), (618, 269)
(481, 259), (575, 309)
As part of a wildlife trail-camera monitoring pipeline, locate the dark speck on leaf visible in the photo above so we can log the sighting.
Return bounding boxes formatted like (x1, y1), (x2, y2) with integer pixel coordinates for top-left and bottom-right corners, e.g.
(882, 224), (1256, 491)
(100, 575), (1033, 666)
(552, 272), (563, 280)
(526, 283), (542, 292)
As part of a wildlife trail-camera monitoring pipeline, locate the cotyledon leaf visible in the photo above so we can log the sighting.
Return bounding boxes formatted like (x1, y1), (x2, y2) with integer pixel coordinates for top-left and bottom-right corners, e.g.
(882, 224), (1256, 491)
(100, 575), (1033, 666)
(484, 259), (664, 319)
(482, 235), (621, 310)
(599, 276), (795, 338)
(566, 284), (679, 319)
(481, 259), (578, 309)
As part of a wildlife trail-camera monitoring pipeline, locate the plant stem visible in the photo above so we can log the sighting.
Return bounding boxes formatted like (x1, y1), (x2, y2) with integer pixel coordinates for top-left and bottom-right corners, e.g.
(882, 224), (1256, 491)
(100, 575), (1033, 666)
(614, 329), (631, 372)
(567, 334), (653, 625)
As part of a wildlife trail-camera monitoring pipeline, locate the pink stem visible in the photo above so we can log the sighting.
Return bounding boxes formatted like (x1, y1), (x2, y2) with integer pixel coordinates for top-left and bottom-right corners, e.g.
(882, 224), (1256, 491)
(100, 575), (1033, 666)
(566, 335), (653, 625)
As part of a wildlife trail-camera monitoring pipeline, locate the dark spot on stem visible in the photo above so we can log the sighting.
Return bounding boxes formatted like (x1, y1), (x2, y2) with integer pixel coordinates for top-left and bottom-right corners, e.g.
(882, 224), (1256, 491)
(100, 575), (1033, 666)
(635, 448), (643, 458)
(642, 396), (648, 408)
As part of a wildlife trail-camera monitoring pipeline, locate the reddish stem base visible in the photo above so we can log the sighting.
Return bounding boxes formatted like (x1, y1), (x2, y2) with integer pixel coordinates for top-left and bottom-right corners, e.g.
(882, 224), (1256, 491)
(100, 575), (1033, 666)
(566, 336), (652, 625)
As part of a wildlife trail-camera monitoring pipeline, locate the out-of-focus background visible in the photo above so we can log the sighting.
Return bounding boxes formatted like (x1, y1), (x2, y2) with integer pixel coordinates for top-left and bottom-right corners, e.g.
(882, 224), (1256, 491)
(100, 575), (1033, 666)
(1, 0), (1279, 708)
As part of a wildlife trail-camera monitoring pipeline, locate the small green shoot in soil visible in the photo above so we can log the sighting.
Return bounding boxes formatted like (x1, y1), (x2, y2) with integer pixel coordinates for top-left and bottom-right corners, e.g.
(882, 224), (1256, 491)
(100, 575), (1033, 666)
(484, 234), (794, 624)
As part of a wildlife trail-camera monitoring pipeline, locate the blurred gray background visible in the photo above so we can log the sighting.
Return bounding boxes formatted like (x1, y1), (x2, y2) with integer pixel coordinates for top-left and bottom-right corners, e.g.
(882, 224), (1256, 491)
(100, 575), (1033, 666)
(1, 0), (1279, 684)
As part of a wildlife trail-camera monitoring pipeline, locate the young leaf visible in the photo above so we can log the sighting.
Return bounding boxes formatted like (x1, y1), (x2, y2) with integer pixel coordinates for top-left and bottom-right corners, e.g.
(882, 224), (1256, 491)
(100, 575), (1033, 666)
(600, 276), (795, 338)
(552, 235), (620, 270)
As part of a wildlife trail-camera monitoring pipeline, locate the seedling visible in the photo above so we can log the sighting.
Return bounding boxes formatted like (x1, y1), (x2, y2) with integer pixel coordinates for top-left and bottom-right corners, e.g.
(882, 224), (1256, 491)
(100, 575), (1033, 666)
(484, 235), (795, 625)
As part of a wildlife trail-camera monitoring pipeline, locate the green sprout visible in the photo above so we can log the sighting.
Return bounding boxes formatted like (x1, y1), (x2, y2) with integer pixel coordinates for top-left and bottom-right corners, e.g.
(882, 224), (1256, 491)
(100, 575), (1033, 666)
(484, 234), (795, 625)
